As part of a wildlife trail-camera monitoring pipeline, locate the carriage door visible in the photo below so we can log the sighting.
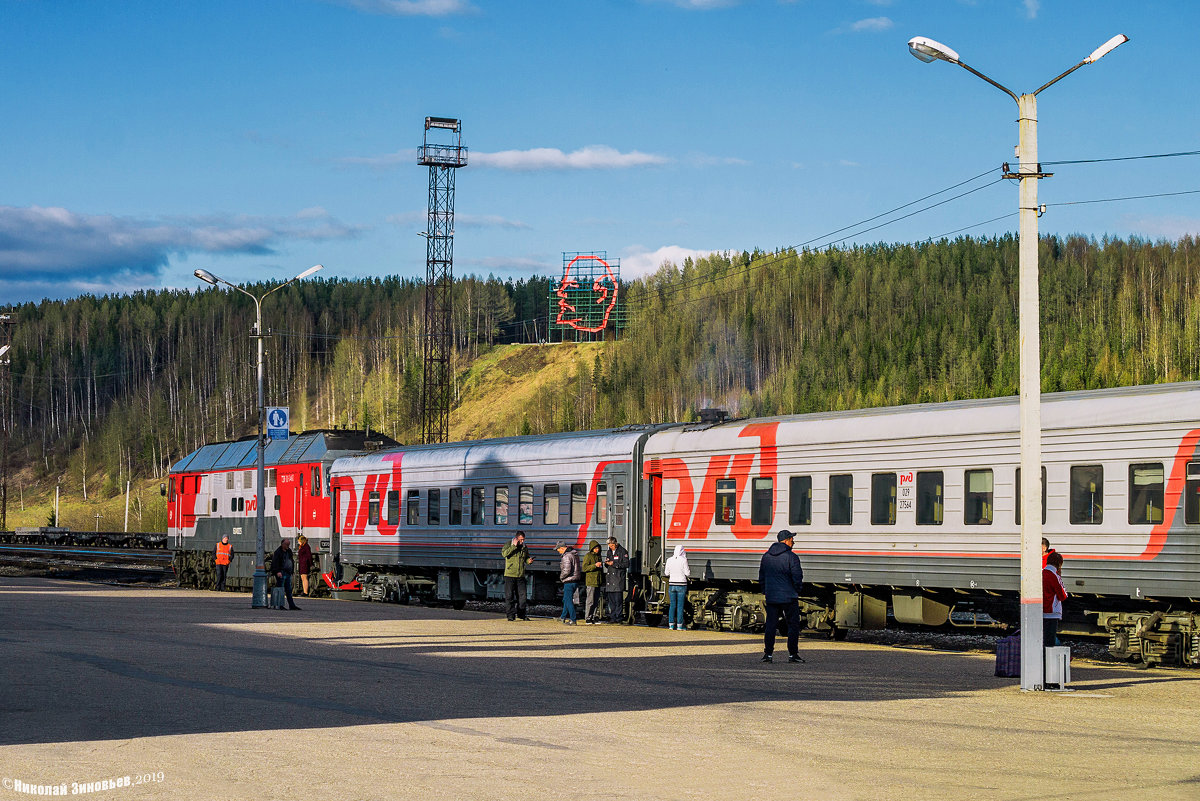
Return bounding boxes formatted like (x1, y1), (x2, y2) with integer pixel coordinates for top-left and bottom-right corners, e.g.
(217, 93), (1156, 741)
(645, 471), (665, 575)
(294, 472), (305, 539)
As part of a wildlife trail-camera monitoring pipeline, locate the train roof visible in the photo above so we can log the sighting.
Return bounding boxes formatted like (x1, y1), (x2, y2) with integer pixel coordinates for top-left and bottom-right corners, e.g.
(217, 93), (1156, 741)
(169, 429), (398, 475)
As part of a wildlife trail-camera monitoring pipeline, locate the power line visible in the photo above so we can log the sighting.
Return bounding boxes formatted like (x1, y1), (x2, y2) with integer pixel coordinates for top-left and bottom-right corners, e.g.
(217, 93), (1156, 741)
(1042, 149), (1200, 166)
(1047, 188), (1200, 207)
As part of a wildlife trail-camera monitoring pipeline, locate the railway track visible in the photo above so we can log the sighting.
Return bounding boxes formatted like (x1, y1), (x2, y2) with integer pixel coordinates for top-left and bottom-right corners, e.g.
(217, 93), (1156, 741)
(0, 543), (174, 584)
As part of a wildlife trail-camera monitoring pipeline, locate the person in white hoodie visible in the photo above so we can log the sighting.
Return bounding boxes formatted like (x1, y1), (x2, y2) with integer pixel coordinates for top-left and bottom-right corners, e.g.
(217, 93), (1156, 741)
(663, 544), (691, 630)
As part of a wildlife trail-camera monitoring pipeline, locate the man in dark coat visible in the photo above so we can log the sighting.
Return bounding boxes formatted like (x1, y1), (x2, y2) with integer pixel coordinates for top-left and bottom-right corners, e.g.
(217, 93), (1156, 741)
(271, 538), (300, 611)
(603, 536), (630, 624)
(758, 529), (804, 663)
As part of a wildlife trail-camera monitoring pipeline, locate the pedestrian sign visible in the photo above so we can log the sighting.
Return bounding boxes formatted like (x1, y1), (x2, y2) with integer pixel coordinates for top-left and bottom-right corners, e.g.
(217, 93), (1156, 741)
(266, 406), (290, 440)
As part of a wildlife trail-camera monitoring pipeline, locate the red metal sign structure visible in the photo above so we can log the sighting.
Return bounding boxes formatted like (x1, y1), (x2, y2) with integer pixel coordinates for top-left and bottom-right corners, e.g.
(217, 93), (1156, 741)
(549, 252), (625, 342)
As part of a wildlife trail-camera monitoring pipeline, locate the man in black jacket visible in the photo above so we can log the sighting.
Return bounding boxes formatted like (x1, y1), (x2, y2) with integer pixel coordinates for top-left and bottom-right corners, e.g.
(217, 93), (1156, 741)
(758, 530), (804, 663)
(603, 536), (630, 624)
(271, 538), (300, 611)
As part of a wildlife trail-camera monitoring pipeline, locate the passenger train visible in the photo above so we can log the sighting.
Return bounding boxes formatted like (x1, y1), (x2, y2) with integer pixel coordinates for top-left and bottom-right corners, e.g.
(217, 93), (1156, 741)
(169, 382), (1200, 667)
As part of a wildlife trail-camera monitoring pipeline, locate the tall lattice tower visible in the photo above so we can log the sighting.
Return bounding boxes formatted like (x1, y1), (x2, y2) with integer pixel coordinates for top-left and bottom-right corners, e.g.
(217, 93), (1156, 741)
(417, 117), (467, 444)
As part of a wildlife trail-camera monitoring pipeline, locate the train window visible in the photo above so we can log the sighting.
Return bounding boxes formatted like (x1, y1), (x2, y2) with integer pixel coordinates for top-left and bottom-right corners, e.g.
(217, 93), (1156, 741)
(1015, 467), (1048, 525)
(789, 476), (812, 525)
(429, 489), (441, 525)
(1186, 463), (1200, 524)
(368, 491), (380, 526)
(311, 467), (321, 497)
(570, 483), (587, 525)
(385, 490), (399, 524)
(495, 487), (509, 525)
(268, 469), (277, 488)
(964, 470), (993, 525)
(916, 472), (943, 525)
(614, 484), (626, 527)
(596, 482), (608, 525)
(273, 495), (280, 511)
(829, 475), (853, 525)
(408, 490), (421, 526)
(1128, 463), (1164, 525)
(544, 484), (560, 525)
(1069, 465), (1104, 524)
(213, 498), (218, 513)
(518, 485), (533, 525)
(714, 479), (736, 526)
(450, 488), (463, 526)
(230, 497), (237, 512)
(752, 477), (774, 526)
(471, 487), (485, 525)
(243, 471), (253, 489)
(227, 472), (235, 490)
(870, 473), (896, 525)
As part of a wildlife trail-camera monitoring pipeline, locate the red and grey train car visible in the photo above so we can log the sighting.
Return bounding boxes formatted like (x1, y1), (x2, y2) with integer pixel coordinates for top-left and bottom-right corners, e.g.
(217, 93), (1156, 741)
(168, 430), (394, 590)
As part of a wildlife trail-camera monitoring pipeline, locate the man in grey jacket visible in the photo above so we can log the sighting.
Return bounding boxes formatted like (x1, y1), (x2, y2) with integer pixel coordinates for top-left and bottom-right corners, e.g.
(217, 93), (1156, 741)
(556, 541), (583, 625)
(603, 536), (630, 624)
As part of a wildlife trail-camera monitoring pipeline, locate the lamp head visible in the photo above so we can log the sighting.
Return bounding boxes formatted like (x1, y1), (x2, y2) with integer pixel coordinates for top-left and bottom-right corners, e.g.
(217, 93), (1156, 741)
(0, 344), (9, 359)
(1085, 34), (1128, 64)
(194, 268), (219, 285)
(908, 36), (960, 64)
(296, 264), (323, 280)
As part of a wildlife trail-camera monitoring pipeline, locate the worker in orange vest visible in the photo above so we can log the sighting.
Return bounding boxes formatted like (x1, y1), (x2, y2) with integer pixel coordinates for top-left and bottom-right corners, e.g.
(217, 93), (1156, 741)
(214, 535), (233, 592)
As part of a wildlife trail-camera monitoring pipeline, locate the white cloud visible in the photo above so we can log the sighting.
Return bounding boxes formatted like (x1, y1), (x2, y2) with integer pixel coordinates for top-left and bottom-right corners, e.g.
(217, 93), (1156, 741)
(1023, 0), (1039, 19)
(472, 146), (669, 171)
(850, 16), (893, 32)
(336, 0), (476, 17)
(620, 245), (727, 277)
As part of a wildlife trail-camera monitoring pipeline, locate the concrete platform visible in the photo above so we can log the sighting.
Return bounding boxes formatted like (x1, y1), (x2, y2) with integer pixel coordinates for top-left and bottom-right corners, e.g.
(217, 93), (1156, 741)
(1, 577), (1198, 800)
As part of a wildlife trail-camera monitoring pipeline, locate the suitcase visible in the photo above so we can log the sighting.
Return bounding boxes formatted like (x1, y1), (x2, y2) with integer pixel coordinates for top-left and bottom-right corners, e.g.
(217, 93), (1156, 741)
(995, 634), (1020, 677)
(269, 587), (286, 609)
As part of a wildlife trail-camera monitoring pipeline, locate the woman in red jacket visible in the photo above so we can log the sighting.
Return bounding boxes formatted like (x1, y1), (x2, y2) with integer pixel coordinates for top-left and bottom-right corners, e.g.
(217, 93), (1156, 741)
(1042, 551), (1068, 648)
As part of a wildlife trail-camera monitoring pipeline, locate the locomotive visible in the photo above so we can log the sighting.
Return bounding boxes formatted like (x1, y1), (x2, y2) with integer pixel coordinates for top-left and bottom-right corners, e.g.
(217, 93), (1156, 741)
(169, 382), (1200, 666)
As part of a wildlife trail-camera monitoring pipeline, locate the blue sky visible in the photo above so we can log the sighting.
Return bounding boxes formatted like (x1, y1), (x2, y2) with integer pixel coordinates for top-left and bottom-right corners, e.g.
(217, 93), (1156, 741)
(1, 0), (1196, 303)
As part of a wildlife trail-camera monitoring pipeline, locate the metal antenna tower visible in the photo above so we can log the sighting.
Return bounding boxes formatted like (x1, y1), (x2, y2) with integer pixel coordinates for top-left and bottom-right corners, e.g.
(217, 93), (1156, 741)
(0, 312), (12, 533)
(417, 116), (467, 444)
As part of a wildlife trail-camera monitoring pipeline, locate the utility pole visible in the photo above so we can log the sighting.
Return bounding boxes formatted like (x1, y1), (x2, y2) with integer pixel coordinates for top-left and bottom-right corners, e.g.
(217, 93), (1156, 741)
(418, 117), (467, 445)
(0, 312), (12, 534)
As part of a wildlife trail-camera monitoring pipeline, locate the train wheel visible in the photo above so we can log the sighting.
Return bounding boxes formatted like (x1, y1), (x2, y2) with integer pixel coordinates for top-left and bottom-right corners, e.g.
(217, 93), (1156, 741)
(829, 626), (849, 641)
(452, 599), (467, 610)
(643, 613), (664, 628)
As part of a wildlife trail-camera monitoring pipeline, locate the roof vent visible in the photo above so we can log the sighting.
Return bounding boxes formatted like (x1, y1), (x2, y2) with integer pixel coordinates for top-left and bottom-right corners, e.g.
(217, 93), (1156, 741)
(363, 440), (384, 452)
(698, 408), (729, 425)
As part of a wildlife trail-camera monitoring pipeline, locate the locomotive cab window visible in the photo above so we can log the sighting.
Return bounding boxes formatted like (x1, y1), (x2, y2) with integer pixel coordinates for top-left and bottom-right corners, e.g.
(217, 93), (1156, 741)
(429, 489), (441, 525)
(471, 488), (485, 525)
(829, 474), (853, 525)
(715, 479), (736, 525)
(1015, 467), (1048, 525)
(544, 484), (560, 525)
(518, 485), (533, 525)
(449, 488), (463, 526)
(870, 473), (896, 525)
(1070, 465), (1103, 524)
(368, 491), (380, 526)
(407, 490), (421, 526)
(570, 483), (587, 525)
(964, 469), (993, 525)
(495, 486), (509, 526)
(789, 476), (812, 526)
(751, 478), (774, 526)
(311, 467), (321, 497)
(916, 472), (943, 525)
(1128, 463), (1164, 525)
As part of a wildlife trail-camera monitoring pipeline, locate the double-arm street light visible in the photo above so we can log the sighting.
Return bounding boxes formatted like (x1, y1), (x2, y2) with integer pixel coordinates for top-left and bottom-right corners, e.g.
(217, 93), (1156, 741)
(195, 264), (324, 608)
(907, 33), (1127, 690)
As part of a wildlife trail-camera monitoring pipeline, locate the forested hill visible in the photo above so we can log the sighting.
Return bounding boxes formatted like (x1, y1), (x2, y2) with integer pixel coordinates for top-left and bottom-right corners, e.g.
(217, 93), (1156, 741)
(4, 234), (1198, 527)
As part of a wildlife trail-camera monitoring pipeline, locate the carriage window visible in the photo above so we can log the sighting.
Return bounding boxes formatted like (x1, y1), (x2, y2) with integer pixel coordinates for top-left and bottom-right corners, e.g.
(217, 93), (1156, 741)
(830, 474), (853, 525)
(714, 479), (736, 525)
(1128, 463), (1164, 525)
(495, 486), (509, 525)
(518, 485), (533, 525)
(471, 487), (485, 525)
(1070, 465), (1104, 524)
(407, 490), (421, 526)
(226, 472), (234, 490)
(595, 482), (608, 525)
(614, 484), (626, 527)
(311, 467), (321, 497)
(544, 484), (560, 525)
(570, 483), (587, 525)
(916, 472), (943, 525)
(450, 488), (463, 526)
(429, 489), (441, 525)
(965, 469), (993, 525)
(383, 490), (397, 525)
(789, 476), (812, 525)
(368, 491), (380, 526)
(1015, 467), (1048, 524)
(871, 473), (896, 525)
(752, 478), (774, 526)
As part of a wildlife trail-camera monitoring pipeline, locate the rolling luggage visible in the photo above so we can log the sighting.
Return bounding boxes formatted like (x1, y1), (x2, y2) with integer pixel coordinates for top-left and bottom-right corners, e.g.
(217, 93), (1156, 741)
(995, 633), (1020, 677)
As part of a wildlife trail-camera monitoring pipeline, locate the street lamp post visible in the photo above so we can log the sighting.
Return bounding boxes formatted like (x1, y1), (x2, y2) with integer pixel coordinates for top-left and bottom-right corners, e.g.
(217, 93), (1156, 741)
(195, 265), (324, 608)
(907, 34), (1127, 691)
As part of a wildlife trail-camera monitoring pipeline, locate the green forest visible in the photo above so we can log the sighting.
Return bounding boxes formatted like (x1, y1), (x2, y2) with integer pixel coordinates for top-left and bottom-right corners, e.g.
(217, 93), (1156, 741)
(2, 233), (1198, 529)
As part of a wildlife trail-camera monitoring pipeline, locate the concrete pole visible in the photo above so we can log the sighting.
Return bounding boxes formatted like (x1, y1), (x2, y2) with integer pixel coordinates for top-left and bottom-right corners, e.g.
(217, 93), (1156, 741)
(252, 300), (268, 609)
(1017, 92), (1044, 691)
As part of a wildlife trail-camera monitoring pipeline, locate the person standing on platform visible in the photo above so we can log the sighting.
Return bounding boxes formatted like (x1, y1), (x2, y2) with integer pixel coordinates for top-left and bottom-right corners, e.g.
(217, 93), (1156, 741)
(664, 543), (691, 630)
(271, 537), (300, 611)
(603, 536), (630, 624)
(556, 540), (582, 625)
(758, 530), (805, 664)
(297, 535), (313, 597)
(1042, 537), (1058, 568)
(501, 531), (534, 621)
(213, 535), (233, 592)
(1043, 551), (1068, 648)
(582, 540), (605, 624)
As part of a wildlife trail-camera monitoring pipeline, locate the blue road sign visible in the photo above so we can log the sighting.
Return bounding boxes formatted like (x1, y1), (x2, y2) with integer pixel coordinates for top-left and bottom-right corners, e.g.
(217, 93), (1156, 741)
(266, 406), (290, 440)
